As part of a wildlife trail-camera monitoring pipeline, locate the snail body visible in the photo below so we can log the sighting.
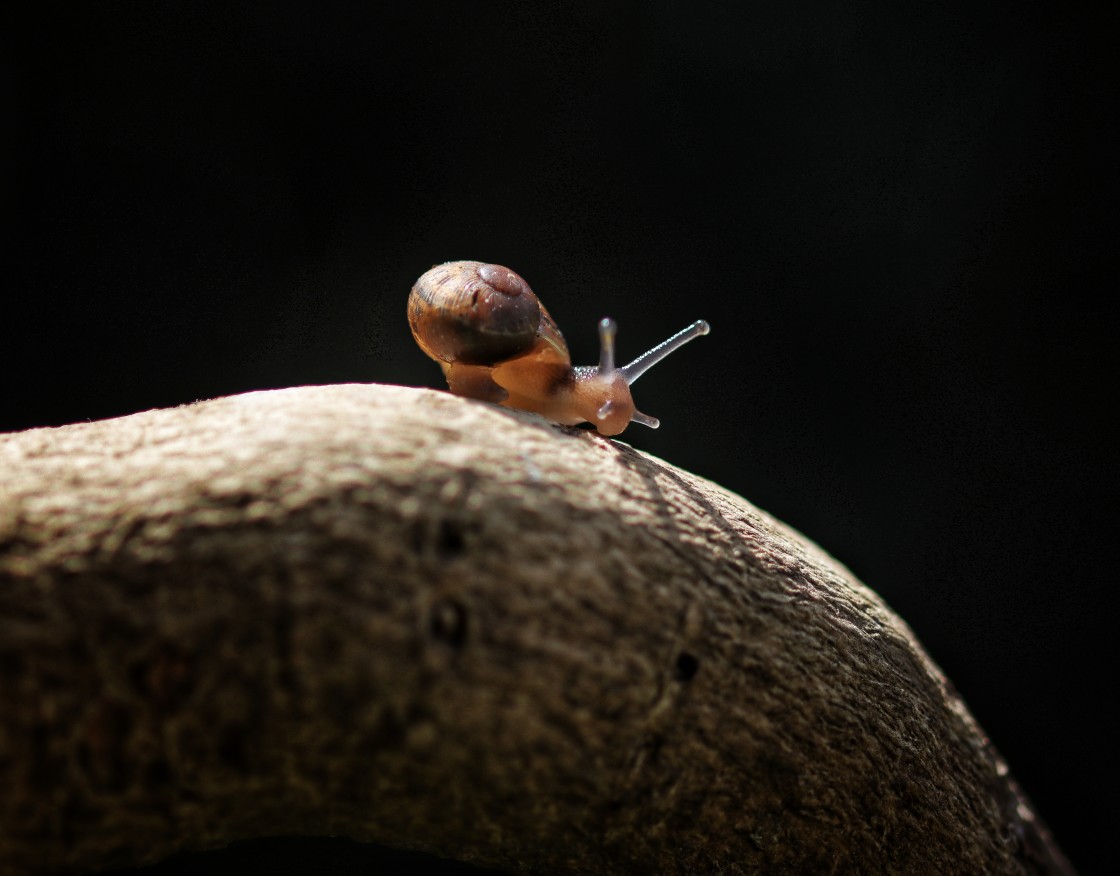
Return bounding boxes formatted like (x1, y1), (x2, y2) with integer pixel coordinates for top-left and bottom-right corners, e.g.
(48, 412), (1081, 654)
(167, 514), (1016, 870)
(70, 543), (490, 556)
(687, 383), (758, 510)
(408, 261), (709, 436)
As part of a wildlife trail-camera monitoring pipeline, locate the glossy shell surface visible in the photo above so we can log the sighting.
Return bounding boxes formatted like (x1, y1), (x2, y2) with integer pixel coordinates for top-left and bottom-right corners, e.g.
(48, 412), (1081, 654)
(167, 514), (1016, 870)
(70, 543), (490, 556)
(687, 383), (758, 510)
(408, 262), (543, 367)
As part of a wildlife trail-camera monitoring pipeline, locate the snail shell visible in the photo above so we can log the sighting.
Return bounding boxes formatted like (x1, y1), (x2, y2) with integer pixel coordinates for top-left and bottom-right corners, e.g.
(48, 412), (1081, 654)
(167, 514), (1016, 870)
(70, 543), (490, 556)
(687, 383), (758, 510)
(408, 261), (567, 367)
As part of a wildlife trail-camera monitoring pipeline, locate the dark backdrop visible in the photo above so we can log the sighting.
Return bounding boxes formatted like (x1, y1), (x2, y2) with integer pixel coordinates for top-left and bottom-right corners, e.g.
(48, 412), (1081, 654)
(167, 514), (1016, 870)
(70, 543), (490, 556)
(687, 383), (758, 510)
(4, 2), (1113, 873)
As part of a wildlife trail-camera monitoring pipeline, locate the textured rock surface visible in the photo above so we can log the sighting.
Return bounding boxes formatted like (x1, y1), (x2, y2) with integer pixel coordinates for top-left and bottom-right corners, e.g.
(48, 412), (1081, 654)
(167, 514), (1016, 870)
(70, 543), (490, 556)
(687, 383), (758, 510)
(0, 384), (1073, 874)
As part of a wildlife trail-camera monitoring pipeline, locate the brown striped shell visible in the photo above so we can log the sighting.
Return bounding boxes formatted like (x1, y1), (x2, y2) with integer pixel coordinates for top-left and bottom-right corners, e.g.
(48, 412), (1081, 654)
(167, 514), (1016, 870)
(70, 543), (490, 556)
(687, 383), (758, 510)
(408, 261), (568, 367)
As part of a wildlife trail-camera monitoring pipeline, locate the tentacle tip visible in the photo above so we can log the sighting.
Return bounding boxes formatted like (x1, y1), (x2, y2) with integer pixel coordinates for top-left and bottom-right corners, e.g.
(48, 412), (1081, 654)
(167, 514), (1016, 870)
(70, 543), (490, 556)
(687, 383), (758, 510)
(695, 320), (711, 336)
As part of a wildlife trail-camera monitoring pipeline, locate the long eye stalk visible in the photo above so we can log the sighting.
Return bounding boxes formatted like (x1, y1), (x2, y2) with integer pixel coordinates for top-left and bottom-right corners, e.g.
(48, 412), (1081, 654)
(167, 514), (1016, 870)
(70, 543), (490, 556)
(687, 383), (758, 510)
(620, 319), (710, 385)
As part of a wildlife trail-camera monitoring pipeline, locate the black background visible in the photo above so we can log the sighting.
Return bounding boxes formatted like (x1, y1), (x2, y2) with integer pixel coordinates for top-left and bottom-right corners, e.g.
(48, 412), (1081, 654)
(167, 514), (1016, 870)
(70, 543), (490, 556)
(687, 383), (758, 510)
(4, 2), (1114, 873)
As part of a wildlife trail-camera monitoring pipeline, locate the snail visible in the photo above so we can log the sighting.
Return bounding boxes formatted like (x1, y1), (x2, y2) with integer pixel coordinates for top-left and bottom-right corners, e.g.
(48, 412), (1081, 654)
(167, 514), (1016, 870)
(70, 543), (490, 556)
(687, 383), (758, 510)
(408, 260), (710, 436)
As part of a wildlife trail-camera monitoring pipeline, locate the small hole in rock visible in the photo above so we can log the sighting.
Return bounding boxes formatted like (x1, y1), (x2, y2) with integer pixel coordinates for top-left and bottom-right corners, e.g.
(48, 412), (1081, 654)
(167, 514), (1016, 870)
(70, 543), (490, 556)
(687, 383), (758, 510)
(218, 724), (250, 772)
(430, 599), (468, 649)
(143, 757), (174, 793)
(436, 519), (466, 558)
(674, 652), (699, 681)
